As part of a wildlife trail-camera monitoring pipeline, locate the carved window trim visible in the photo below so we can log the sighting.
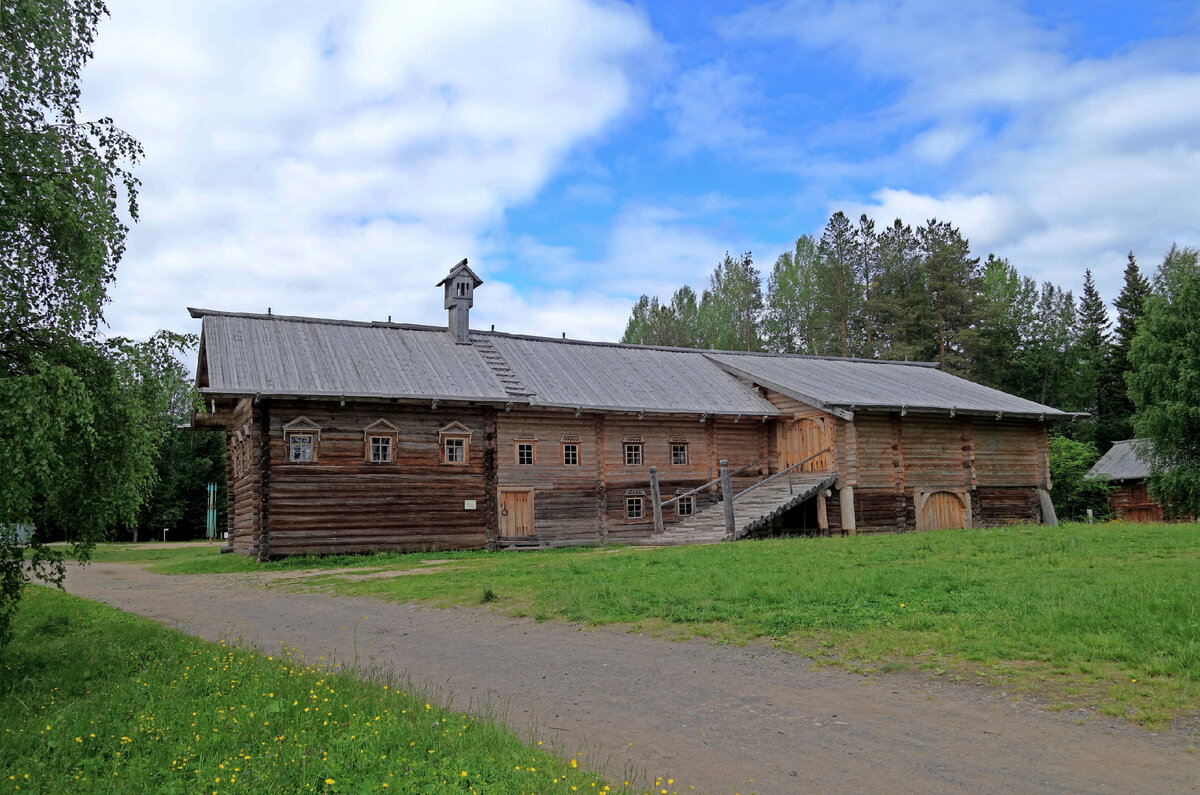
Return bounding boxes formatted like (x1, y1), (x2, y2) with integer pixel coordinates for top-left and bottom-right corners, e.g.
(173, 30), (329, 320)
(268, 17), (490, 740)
(363, 418), (398, 464)
(283, 416), (321, 464)
(439, 421), (472, 466)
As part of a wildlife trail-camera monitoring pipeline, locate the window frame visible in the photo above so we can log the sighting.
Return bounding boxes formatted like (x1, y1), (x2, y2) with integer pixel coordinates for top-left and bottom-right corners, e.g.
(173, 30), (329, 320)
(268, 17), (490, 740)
(516, 441), (535, 466)
(439, 421), (473, 466)
(368, 435), (393, 463)
(562, 442), (579, 466)
(626, 496), (644, 519)
(623, 442), (643, 466)
(288, 433), (315, 463)
(282, 416), (321, 464)
(677, 495), (695, 516)
(670, 442), (689, 466)
(363, 418), (398, 464)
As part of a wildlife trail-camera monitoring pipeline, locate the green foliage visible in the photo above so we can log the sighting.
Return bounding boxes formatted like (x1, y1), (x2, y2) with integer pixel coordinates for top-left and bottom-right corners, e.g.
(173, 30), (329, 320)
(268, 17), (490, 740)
(698, 251), (762, 351)
(762, 236), (820, 353)
(1, 0), (142, 346)
(1128, 245), (1200, 517)
(1046, 435), (1111, 520)
(814, 211), (861, 356)
(0, 1), (187, 649)
(1102, 253), (1152, 445)
(1, 587), (619, 792)
(0, 331), (193, 644)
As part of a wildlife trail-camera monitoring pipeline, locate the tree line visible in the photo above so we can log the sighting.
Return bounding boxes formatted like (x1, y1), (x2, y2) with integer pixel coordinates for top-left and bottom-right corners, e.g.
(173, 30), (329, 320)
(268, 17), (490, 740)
(621, 211), (1158, 454)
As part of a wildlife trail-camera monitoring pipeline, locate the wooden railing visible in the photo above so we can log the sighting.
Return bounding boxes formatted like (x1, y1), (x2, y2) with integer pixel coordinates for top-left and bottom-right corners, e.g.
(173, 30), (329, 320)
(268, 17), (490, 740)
(648, 451), (827, 536)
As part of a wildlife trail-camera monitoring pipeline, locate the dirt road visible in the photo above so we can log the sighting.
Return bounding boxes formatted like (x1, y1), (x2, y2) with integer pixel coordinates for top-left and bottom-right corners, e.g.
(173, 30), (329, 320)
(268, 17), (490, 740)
(65, 562), (1198, 793)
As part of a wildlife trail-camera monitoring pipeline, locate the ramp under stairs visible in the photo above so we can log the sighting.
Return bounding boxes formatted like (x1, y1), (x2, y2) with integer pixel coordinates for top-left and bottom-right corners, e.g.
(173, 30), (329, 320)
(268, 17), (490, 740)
(641, 473), (837, 546)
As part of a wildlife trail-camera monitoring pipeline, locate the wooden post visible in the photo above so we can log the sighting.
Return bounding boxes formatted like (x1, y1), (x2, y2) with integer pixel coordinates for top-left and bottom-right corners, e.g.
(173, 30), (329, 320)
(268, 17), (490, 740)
(256, 400), (271, 563)
(649, 465), (664, 534)
(816, 488), (829, 536)
(839, 486), (857, 536)
(719, 459), (735, 537)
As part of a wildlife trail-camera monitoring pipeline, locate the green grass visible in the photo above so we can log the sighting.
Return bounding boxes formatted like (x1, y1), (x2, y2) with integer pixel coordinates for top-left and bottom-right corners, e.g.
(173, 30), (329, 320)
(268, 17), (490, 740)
(0, 588), (634, 793)
(89, 522), (1200, 727)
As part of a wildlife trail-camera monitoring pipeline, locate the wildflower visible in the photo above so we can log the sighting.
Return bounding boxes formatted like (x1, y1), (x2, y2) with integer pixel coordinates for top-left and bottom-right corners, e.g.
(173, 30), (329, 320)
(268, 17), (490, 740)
(325, 778), (335, 785)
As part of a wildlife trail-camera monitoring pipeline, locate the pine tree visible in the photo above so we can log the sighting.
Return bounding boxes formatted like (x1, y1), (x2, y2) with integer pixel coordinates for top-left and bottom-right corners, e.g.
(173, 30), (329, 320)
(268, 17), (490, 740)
(855, 214), (880, 357)
(1075, 269), (1111, 443)
(1127, 245), (1200, 516)
(972, 255), (1038, 394)
(814, 212), (860, 356)
(917, 219), (983, 375)
(1103, 252), (1152, 443)
(871, 219), (928, 361)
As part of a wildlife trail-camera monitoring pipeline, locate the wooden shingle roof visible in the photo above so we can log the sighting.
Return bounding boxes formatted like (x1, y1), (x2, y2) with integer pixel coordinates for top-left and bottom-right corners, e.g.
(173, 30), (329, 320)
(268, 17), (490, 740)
(190, 308), (1075, 419)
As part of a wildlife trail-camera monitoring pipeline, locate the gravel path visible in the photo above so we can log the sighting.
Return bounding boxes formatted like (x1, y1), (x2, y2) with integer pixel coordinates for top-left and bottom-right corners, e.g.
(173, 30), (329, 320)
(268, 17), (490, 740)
(65, 562), (1198, 794)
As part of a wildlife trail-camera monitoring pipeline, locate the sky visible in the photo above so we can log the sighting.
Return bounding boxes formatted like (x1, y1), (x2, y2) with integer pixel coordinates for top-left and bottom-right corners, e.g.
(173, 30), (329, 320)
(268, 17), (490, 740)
(80, 0), (1200, 346)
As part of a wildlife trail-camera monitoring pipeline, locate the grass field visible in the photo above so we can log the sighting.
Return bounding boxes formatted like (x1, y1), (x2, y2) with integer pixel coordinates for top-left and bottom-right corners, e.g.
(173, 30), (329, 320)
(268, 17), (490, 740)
(0, 588), (636, 794)
(89, 522), (1200, 727)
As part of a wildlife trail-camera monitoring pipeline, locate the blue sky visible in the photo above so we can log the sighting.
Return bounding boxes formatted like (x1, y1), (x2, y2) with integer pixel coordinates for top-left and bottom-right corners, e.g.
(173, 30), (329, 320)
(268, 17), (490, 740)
(81, 0), (1200, 344)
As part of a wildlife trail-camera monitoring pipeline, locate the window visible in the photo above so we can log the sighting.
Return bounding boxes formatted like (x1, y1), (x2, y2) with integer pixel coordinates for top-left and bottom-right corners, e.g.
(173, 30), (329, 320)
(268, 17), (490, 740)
(455, 281), (468, 297)
(562, 443), (579, 466)
(624, 443), (643, 466)
(289, 434), (314, 463)
(626, 497), (643, 519)
(439, 421), (473, 466)
(517, 442), (535, 465)
(283, 416), (321, 463)
(369, 436), (392, 463)
(670, 442), (689, 465)
(677, 495), (694, 516)
(363, 418), (398, 463)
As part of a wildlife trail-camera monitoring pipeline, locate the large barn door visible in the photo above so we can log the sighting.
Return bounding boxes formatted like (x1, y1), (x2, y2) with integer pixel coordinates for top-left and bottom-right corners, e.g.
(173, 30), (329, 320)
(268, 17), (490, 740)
(782, 418), (831, 472)
(919, 491), (967, 530)
(499, 490), (534, 537)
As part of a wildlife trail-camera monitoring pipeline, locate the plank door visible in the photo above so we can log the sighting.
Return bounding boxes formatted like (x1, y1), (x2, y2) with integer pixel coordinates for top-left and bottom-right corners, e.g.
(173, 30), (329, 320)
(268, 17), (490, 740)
(781, 418), (831, 471)
(921, 491), (966, 530)
(499, 490), (535, 537)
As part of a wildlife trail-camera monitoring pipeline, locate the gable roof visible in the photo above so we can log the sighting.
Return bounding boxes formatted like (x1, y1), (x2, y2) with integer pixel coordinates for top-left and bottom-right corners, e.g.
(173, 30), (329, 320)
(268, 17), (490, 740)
(1087, 439), (1150, 481)
(436, 258), (483, 288)
(189, 308), (1074, 420)
(193, 310), (511, 402)
(706, 351), (1076, 420)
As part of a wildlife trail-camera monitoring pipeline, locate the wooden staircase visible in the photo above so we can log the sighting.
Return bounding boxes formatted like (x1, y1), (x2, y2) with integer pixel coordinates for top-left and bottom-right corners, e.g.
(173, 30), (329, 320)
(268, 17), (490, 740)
(641, 473), (836, 546)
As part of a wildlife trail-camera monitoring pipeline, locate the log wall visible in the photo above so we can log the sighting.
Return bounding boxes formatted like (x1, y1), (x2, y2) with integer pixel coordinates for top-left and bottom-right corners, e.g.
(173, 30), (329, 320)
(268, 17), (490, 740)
(849, 412), (1047, 533)
(1109, 482), (1164, 522)
(496, 411), (762, 544)
(260, 399), (490, 555)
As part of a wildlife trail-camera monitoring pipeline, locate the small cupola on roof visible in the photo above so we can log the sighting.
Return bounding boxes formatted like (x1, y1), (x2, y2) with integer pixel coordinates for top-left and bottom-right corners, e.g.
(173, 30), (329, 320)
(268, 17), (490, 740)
(436, 258), (484, 344)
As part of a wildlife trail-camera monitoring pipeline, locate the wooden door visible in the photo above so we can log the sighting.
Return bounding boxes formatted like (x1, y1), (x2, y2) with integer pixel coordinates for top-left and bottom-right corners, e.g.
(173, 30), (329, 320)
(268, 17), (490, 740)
(499, 490), (534, 537)
(782, 418), (831, 471)
(921, 491), (966, 530)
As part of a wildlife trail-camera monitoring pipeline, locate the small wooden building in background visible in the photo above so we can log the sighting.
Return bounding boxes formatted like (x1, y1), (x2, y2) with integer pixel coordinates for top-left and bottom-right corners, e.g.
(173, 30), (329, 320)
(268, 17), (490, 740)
(1087, 439), (1182, 522)
(192, 260), (1077, 559)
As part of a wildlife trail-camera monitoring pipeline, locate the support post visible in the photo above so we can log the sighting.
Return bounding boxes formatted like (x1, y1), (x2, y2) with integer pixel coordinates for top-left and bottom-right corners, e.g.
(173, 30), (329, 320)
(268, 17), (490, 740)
(840, 485), (857, 536)
(649, 466), (664, 535)
(719, 459), (736, 537)
(816, 489), (829, 536)
(1038, 488), (1058, 526)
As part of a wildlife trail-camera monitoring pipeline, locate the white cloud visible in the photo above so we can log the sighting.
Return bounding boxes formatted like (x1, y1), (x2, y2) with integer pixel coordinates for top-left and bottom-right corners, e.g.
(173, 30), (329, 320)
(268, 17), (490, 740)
(82, 0), (656, 343)
(721, 0), (1200, 299)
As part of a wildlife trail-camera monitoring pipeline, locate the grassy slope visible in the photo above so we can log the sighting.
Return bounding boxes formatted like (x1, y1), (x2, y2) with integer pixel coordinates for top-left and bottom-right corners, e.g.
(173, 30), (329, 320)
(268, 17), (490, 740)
(0, 588), (631, 794)
(90, 523), (1200, 726)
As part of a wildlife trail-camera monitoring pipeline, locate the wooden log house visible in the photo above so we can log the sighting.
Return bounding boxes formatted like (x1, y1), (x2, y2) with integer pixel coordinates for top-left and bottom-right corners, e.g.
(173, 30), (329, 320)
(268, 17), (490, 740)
(192, 260), (1078, 559)
(1087, 439), (1193, 522)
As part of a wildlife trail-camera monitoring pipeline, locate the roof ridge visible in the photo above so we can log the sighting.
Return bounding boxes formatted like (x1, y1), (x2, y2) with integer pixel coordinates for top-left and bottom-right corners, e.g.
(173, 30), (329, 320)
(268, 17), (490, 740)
(190, 308), (938, 368)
